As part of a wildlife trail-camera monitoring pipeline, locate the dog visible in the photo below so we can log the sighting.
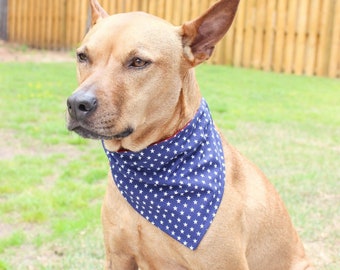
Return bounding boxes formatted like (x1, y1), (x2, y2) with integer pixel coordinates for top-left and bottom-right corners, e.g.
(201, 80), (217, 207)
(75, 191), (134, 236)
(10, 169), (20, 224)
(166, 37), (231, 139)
(66, 0), (313, 269)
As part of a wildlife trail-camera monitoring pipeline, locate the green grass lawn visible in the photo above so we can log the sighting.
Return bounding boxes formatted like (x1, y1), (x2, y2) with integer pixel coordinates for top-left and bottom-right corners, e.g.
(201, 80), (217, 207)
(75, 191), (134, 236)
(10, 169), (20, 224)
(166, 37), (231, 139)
(0, 62), (339, 269)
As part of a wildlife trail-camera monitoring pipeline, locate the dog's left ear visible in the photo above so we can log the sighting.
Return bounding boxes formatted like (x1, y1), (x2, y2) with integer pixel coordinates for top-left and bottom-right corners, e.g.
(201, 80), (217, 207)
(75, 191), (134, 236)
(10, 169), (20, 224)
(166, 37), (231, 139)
(181, 0), (240, 66)
(90, 0), (109, 26)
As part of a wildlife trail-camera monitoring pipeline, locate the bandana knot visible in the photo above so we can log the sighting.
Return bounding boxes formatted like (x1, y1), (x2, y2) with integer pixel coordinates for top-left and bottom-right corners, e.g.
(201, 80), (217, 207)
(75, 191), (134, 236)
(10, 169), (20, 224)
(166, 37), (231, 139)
(103, 99), (225, 250)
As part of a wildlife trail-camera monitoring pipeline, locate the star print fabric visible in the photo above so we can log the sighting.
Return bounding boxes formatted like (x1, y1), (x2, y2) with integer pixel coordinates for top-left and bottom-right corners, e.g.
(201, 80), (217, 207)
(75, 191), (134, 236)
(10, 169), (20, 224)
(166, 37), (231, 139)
(103, 98), (225, 250)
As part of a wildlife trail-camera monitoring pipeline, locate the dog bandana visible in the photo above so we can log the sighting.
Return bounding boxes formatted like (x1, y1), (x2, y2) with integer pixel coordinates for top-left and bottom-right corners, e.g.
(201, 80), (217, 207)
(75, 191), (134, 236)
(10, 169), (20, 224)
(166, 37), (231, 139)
(102, 99), (225, 250)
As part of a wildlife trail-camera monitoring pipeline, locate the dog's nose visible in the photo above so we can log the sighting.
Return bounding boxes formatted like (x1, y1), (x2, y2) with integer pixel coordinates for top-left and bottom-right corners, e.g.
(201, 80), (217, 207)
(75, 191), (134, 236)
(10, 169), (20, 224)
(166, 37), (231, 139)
(67, 92), (97, 121)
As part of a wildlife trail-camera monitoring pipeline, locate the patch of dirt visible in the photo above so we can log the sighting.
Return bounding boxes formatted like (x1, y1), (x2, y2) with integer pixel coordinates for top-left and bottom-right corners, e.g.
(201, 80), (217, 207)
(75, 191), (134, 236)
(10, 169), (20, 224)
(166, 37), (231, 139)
(0, 41), (77, 160)
(0, 40), (74, 62)
(4, 243), (65, 270)
(305, 241), (337, 268)
(0, 129), (82, 161)
(0, 223), (15, 239)
(0, 129), (36, 160)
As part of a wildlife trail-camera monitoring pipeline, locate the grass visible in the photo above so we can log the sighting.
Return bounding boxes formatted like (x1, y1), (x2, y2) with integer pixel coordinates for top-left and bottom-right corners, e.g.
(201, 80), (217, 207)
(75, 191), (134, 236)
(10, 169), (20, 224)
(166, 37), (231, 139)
(0, 62), (339, 269)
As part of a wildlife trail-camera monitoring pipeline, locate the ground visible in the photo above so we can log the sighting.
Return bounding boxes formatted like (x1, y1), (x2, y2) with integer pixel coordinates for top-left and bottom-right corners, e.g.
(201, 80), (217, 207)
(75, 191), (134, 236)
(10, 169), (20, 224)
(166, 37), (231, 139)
(0, 41), (74, 162)
(0, 41), (93, 269)
(0, 40), (74, 62)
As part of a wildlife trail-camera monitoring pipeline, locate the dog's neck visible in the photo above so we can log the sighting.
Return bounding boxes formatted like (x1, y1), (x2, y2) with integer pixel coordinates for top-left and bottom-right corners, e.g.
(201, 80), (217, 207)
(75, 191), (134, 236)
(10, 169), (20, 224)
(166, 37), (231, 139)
(104, 69), (201, 152)
(102, 98), (226, 249)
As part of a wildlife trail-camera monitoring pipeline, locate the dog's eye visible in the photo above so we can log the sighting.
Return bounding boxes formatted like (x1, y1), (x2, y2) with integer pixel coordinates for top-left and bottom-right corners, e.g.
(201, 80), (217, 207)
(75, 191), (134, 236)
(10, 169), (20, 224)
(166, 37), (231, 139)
(129, 57), (150, 68)
(77, 52), (88, 63)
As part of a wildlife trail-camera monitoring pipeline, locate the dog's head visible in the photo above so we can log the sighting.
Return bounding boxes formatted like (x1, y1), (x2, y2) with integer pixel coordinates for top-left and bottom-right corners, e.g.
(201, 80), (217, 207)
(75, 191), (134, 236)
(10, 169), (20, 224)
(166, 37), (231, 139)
(66, 0), (239, 151)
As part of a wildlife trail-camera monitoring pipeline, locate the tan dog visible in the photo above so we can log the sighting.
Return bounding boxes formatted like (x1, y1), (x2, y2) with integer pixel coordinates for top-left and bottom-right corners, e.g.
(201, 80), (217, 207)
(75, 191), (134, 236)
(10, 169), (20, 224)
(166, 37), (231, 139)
(66, 0), (313, 269)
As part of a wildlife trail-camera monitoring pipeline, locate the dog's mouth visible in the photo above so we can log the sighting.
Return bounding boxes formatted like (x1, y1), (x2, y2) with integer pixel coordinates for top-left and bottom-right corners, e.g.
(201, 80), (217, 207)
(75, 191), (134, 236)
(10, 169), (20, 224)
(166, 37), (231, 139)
(68, 122), (134, 140)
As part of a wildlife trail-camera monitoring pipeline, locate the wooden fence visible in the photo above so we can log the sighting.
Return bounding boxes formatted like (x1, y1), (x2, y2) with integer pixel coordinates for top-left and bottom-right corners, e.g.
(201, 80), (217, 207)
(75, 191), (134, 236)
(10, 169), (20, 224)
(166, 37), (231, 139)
(5, 0), (340, 78)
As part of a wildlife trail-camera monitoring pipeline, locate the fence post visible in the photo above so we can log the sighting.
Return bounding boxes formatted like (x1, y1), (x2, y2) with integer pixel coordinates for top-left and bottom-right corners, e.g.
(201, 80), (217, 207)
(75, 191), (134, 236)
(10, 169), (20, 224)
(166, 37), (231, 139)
(86, 2), (91, 34)
(0, 0), (8, 40)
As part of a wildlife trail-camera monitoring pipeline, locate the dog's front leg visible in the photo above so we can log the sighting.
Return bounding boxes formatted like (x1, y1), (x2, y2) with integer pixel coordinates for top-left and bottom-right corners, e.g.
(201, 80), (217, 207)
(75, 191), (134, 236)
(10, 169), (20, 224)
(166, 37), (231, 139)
(102, 225), (138, 270)
(222, 253), (250, 270)
(101, 178), (140, 270)
(103, 252), (138, 270)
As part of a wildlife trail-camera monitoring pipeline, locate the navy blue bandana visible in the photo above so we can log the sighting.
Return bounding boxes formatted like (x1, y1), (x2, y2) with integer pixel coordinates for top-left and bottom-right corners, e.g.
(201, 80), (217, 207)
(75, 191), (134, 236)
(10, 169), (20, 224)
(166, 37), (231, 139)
(102, 99), (225, 250)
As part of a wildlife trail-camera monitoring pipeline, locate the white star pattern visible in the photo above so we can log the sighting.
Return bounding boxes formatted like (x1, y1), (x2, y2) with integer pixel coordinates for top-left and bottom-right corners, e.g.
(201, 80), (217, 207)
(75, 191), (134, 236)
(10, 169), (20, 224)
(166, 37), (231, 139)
(103, 99), (225, 250)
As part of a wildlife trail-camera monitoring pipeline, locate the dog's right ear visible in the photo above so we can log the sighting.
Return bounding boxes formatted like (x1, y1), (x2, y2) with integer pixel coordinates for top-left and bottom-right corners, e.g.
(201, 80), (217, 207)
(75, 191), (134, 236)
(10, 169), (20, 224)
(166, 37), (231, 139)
(181, 0), (239, 66)
(90, 0), (109, 26)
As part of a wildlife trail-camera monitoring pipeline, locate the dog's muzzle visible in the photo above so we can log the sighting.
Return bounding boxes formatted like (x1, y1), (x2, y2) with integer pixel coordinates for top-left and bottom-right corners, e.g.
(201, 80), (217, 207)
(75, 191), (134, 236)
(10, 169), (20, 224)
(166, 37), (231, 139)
(66, 91), (134, 140)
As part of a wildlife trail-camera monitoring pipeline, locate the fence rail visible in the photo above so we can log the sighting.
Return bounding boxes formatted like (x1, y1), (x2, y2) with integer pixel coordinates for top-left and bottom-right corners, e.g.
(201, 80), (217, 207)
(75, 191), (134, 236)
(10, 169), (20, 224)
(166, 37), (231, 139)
(5, 0), (340, 78)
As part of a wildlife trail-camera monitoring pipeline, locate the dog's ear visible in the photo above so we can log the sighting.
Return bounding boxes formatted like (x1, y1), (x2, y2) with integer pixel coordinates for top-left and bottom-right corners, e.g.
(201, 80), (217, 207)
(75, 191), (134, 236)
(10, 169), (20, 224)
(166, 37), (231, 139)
(90, 0), (109, 26)
(181, 0), (239, 66)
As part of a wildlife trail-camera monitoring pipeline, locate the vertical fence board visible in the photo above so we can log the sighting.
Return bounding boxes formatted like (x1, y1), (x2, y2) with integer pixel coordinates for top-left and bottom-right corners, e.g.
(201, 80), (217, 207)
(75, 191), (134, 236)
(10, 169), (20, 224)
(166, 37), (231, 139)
(191, 0), (200, 20)
(33, 0), (40, 47)
(233, 0), (246, 67)
(34, 0), (44, 49)
(273, 0), (287, 73)
(42, 0), (47, 49)
(125, 0), (132, 12)
(328, 0), (340, 77)
(21, 0), (27, 44)
(181, 0), (191, 23)
(65, 0), (72, 50)
(50, 0), (56, 49)
(294, 0), (309, 75)
(5, 0), (339, 78)
(13, 0), (19, 42)
(26, 0), (32, 45)
(242, 0), (255, 68)
(157, 0), (166, 18)
(70, 0), (77, 48)
(140, 0), (148, 13)
(305, 0), (321, 76)
(316, 0), (331, 76)
(15, 0), (21, 42)
(45, 0), (52, 49)
(172, 0), (182, 25)
(252, 0), (265, 69)
(262, 0), (276, 71)
(34, 0), (40, 46)
(46, 0), (52, 49)
(7, 0), (13, 41)
(131, 0), (140, 11)
(104, 0), (114, 14)
(55, 0), (63, 49)
(149, 0), (157, 16)
(224, 18), (236, 65)
(117, 0), (126, 13)
(283, 0), (297, 74)
(164, 0), (173, 22)
(42, 0), (48, 47)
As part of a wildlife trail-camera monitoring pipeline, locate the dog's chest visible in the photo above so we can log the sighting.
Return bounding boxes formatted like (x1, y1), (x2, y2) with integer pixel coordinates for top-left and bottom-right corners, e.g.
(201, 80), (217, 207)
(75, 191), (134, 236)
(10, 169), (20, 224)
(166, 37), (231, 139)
(103, 99), (225, 250)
